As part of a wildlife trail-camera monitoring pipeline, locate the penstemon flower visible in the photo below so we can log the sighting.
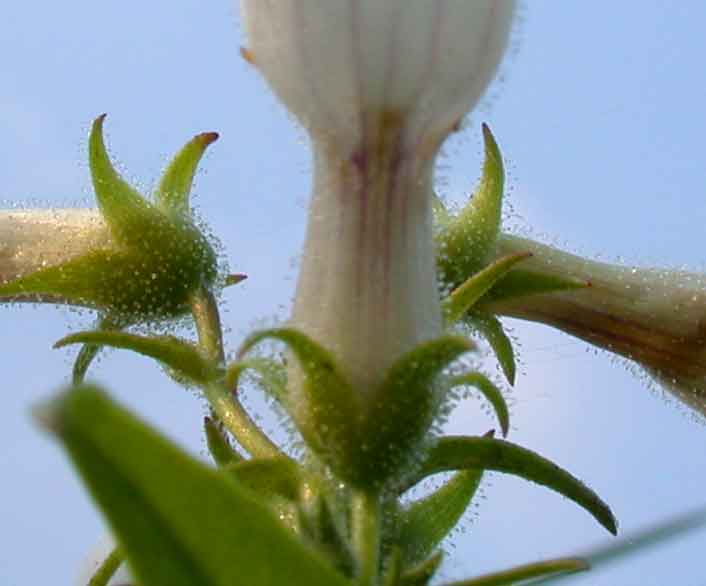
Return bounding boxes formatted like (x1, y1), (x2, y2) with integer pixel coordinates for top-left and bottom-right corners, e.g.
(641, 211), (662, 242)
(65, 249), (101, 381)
(488, 234), (706, 416)
(0, 209), (108, 299)
(241, 0), (515, 394)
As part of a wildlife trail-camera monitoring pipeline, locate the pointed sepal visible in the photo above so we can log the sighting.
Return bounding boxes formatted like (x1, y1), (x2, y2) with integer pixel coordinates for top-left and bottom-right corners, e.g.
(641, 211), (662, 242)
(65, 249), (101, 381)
(479, 269), (590, 308)
(156, 132), (219, 215)
(443, 252), (531, 325)
(359, 335), (475, 487)
(237, 328), (362, 483)
(437, 124), (505, 287)
(89, 114), (164, 246)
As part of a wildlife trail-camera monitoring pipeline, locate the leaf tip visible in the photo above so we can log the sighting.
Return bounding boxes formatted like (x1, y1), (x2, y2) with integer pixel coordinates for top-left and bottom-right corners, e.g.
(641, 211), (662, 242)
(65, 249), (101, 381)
(197, 131), (220, 147)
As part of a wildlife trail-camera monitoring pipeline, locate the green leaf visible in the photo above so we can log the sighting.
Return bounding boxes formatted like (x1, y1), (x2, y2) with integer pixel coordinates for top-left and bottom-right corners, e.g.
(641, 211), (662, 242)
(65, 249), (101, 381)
(225, 356), (288, 405)
(443, 252), (531, 325)
(38, 385), (351, 586)
(225, 457), (302, 502)
(525, 507), (706, 585)
(360, 335), (474, 487)
(204, 416), (243, 467)
(55, 330), (218, 384)
(440, 558), (588, 586)
(156, 132), (219, 215)
(399, 552), (444, 586)
(448, 372), (510, 437)
(413, 436), (617, 535)
(479, 269), (589, 308)
(397, 469), (483, 564)
(437, 124), (505, 286)
(237, 328), (362, 483)
(464, 312), (516, 386)
(72, 314), (126, 384)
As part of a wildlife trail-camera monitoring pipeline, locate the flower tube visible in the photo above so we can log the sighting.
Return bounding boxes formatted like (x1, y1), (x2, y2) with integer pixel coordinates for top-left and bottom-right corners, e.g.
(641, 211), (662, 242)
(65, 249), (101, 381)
(0, 209), (110, 301)
(241, 0), (515, 393)
(488, 234), (706, 416)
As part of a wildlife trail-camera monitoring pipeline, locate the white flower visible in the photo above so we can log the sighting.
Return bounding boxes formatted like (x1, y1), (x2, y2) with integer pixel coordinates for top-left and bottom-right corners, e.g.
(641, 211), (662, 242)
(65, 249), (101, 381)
(0, 209), (110, 291)
(241, 0), (515, 392)
(491, 234), (706, 416)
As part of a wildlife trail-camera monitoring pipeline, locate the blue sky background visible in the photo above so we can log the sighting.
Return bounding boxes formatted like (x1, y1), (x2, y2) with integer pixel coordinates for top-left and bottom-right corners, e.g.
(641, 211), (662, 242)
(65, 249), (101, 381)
(2, 2), (706, 585)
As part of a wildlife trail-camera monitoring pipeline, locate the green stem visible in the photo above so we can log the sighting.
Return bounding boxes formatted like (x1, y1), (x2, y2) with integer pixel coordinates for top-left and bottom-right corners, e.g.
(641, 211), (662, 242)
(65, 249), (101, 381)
(352, 489), (381, 586)
(88, 546), (124, 586)
(190, 287), (282, 460)
(190, 287), (225, 365)
(204, 382), (281, 460)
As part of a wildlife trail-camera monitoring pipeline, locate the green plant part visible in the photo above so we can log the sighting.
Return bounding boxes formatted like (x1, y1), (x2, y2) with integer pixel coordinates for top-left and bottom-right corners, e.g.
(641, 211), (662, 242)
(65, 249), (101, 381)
(409, 436), (617, 535)
(436, 124), (505, 288)
(38, 385), (352, 586)
(237, 328), (474, 490)
(0, 115), (220, 321)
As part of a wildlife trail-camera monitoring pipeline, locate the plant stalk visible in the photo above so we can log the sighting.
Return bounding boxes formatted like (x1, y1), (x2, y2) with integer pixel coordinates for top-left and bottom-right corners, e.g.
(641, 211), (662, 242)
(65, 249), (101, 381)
(352, 489), (381, 586)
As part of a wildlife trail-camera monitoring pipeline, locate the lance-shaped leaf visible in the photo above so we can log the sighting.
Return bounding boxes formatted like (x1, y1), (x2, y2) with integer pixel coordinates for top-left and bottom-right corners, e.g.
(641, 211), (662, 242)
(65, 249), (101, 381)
(437, 124), (505, 287)
(204, 416), (243, 467)
(448, 372), (509, 437)
(55, 330), (218, 384)
(525, 507), (706, 585)
(396, 469), (483, 565)
(237, 328), (362, 483)
(412, 436), (617, 535)
(359, 336), (474, 487)
(156, 132), (220, 215)
(443, 252), (531, 325)
(37, 385), (351, 586)
(440, 558), (588, 586)
(399, 552), (444, 586)
(226, 356), (288, 405)
(464, 312), (516, 385)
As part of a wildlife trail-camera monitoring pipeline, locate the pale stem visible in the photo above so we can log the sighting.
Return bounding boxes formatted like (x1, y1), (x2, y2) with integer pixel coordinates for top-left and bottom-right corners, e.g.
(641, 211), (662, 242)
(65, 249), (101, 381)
(351, 489), (381, 586)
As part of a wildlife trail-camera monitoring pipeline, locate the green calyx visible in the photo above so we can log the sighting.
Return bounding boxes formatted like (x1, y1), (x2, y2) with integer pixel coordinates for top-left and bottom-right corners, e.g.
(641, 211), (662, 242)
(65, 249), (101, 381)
(0, 115), (220, 320)
(236, 328), (474, 490)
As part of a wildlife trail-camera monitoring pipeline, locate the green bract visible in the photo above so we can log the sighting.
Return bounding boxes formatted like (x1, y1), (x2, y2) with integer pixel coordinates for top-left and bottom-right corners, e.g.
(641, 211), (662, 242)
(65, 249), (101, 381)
(0, 115), (219, 320)
(237, 328), (474, 489)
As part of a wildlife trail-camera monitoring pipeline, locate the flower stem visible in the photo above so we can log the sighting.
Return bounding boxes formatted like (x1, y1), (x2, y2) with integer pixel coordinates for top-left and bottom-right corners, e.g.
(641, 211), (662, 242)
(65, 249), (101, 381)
(352, 489), (381, 586)
(190, 287), (225, 365)
(190, 287), (282, 460)
(203, 382), (281, 460)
